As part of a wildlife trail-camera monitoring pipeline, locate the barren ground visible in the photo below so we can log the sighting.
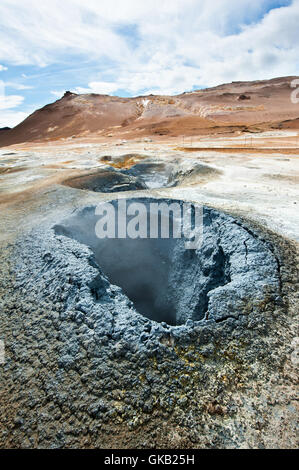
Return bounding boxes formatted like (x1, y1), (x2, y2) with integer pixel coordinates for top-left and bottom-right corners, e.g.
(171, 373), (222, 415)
(0, 130), (298, 448)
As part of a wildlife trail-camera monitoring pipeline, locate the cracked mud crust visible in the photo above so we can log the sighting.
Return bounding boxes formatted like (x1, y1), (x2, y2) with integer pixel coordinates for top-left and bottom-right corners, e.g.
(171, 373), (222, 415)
(52, 199), (280, 325)
(0, 202), (298, 449)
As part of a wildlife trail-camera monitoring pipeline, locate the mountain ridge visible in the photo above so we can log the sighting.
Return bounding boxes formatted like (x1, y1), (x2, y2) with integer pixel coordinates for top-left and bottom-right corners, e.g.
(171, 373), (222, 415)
(1, 75), (299, 147)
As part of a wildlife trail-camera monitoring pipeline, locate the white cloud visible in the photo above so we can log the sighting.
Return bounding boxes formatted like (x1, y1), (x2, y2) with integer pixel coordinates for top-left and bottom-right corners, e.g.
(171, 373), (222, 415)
(0, 80), (25, 110)
(0, 110), (29, 127)
(0, 64), (7, 71)
(0, 0), (298, 99)
(76, 64), (204, 96)
(4, 81), (33, 90)
(75, 81), (121, 95)
(51, 90), (64, 98)
(0, 78), (26, 126)
(0, 94), (24, 110)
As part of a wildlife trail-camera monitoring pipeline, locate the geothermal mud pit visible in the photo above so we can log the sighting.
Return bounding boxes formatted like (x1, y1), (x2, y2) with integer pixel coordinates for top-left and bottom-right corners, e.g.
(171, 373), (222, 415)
(62, 159), (221, 193)
(54, 198), (279, 326)
(1, 196), (295, 449)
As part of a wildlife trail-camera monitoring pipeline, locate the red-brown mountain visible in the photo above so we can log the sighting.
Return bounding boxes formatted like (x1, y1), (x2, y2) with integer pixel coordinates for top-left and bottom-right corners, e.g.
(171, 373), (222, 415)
(1, 76), (298, 146)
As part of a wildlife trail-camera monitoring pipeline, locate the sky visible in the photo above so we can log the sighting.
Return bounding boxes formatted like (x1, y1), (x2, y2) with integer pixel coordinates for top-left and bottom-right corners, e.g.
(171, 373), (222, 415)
(0, 0), (298, 127)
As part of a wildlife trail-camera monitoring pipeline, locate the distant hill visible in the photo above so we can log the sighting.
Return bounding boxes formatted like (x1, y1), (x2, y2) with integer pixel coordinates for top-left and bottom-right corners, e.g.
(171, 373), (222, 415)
(0, 76), (299, 147)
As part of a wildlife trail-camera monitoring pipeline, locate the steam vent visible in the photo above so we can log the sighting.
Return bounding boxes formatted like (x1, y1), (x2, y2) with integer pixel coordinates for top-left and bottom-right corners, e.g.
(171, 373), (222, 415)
(53, 198), (279, 326)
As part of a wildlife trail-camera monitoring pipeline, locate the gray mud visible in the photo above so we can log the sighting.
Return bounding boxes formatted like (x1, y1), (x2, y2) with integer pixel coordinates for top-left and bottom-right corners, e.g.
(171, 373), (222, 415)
(63, 169), (147, 193)
(0, 197), (297, 449)
(62, 160), (220, 193)
(53, 198), (279, 326)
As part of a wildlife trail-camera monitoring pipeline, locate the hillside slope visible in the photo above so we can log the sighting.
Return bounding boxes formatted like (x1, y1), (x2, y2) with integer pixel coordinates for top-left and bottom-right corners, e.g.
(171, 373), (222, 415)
(1, 76), (299, 146)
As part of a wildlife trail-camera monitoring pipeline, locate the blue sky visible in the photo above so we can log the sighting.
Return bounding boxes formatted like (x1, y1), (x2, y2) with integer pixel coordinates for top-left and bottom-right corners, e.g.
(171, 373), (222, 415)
(0, 0), (298, 127)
